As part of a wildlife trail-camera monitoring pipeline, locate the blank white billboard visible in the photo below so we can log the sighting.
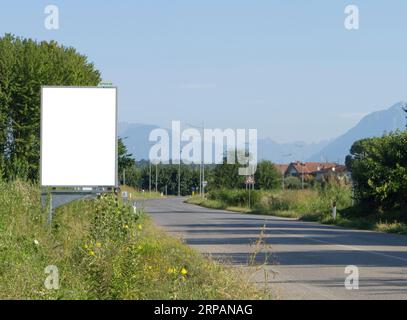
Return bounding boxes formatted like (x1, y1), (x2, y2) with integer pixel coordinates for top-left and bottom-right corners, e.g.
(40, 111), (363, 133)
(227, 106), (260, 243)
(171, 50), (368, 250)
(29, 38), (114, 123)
(41, 87), (117, 187)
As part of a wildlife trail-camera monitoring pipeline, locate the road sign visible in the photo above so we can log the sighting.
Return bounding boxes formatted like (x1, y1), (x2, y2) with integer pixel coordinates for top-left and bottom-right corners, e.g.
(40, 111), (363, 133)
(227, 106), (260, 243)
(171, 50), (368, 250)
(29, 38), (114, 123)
(245, 176), (255, 185)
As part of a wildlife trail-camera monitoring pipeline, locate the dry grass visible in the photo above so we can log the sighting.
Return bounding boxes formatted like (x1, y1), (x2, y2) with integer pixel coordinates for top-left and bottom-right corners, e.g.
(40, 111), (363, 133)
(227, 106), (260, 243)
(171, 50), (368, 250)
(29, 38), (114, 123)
(187, 187), (407, 236)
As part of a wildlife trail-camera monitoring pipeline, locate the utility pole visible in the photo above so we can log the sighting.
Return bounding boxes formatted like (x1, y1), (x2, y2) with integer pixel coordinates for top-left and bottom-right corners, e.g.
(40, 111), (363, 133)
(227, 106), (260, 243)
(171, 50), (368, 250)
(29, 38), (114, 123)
(301, 162), (305, 190)
(149, 161), (152, 194)
(282, 170), (285, 190)
(201, 122), (205, 198)
(123, 169), (126, 186)
(178, 151), (181, 197)
(248, 183), (251, 209)
(155, 163), (158, 193)
(187, 122), (205, 197)
(280, 153), (292, 191)
(199, 162), (202, 196)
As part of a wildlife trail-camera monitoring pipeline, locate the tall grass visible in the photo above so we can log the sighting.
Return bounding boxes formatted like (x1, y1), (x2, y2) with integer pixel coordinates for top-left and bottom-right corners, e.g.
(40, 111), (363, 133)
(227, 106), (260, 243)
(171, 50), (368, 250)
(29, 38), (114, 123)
(188, 185), (407, 235)
(0, 180), (267, 299)
(120, 185), (162, 200)
(205, 185), (352, 220)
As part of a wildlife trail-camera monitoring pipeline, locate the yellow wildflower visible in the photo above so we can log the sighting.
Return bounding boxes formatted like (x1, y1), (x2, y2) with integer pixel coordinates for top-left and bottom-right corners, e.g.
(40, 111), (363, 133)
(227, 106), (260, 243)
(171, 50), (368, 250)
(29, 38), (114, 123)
(89, 250), (95, 256)
(137, 224), (142, 231)
(96, 242), (102, 248)
(180, 267), (188, 276)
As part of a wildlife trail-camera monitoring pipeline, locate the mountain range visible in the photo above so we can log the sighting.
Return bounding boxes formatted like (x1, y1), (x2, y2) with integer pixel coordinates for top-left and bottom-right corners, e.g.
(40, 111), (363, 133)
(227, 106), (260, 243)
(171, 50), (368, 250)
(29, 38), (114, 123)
(119, 102), (406, 164)
(308, 102), (406, 163)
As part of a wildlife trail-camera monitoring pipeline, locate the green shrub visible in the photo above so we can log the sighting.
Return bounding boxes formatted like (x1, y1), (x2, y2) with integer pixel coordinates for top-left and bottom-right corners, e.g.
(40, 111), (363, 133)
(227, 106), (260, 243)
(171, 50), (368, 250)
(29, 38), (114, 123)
(208, 188), (261, 207)
(284, 176), (302, 189)
(347, 131), (407, 212)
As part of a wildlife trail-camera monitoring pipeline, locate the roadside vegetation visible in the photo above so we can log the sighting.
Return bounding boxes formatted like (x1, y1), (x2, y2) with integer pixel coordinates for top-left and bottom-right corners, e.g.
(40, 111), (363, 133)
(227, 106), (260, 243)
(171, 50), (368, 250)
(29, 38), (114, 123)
(188, 184), (350, 219)
(187, 185), (407, 236)
(187, 131), (407, 236)
(0, 180), (268, 300)
(120, 185), (162, 200)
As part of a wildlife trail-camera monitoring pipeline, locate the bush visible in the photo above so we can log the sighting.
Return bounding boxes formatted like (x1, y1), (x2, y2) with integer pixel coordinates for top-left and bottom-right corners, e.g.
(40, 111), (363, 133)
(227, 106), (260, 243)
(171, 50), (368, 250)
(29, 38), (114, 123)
(347, 131), (407, 212)
(284, 176), (302, 189)
(208, 188), (261, 207)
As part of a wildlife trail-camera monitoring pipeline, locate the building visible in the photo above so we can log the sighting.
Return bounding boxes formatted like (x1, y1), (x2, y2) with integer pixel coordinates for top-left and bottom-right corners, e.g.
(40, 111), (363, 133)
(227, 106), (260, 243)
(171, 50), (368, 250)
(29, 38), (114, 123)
(314, 164), (350, 182)
(282, 161), (350, 182)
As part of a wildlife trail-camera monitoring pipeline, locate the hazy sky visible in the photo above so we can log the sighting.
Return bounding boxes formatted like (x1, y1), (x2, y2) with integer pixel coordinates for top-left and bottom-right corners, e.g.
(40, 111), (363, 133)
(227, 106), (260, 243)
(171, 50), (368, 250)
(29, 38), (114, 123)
(1, 0), (407, 142)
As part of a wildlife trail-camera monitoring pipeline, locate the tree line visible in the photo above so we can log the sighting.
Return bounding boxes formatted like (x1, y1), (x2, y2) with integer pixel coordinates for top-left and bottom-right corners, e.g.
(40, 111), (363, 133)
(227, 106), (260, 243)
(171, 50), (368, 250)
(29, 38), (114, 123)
(119, 143), (282, 195)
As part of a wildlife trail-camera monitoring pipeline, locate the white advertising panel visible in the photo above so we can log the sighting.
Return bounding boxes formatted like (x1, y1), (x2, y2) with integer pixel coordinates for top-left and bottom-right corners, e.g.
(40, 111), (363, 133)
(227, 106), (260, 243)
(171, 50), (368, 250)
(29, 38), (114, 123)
(41, 87), (117, 187)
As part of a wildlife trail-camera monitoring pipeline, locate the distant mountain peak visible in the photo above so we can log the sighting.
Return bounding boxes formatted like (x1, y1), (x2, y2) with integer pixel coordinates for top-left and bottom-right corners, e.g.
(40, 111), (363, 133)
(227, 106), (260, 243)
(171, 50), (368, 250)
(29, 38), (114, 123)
(309, 102), (406, 163)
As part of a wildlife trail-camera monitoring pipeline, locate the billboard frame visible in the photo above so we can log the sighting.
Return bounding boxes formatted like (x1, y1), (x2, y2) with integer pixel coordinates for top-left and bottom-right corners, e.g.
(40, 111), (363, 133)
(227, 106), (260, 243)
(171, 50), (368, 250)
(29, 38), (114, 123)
(40, 86), (119, 188)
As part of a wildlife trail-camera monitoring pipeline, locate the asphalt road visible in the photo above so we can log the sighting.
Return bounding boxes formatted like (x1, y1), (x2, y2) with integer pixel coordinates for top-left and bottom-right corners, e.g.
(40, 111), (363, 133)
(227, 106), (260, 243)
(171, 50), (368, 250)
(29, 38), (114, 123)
(142, 197), (407, 300)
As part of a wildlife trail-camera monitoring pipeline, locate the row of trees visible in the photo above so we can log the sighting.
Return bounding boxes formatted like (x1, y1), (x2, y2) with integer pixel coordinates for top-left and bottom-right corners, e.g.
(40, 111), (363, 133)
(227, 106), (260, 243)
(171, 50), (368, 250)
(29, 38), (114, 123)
(119, 144), (283, 195)
(0, 34), (101, 181)
(211, 157), (280, 190)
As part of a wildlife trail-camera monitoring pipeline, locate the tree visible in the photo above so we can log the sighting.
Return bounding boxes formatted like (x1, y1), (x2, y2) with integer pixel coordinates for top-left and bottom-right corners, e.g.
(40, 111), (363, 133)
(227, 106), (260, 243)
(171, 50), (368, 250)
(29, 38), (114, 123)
(284, 176), (302, 189)
(211, 154), (245, 189)
(139, 163), (200, 195)
(118, 137), (138, 186)
(254, 161), (280, 190)
(0, 34), (101, 181)
(122, 165), (141, 189)
(403, 103), (407, 128)
(347, 131), (407, 211)
(118, 138), (136, 172)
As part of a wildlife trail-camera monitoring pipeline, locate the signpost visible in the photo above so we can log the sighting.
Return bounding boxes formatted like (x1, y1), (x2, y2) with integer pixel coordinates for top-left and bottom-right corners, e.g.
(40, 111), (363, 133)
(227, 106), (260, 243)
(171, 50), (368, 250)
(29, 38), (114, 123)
(245, 176), (255, 209)
(40, 86), (118, 224)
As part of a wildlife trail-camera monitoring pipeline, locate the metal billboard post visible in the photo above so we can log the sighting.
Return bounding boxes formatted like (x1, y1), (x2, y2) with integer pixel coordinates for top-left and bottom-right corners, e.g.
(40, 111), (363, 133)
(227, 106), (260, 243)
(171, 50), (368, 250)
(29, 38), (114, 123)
(41, 188), (105, 226)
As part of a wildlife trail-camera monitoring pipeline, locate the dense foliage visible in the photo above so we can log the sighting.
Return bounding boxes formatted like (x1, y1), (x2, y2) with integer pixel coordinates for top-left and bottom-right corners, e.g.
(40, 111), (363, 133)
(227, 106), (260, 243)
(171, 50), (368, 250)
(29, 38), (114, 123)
(346, 131), (407, 211)
(0, 34), (101, 181)
(210, 156), (280, 190)
(139, 163), (201, 196)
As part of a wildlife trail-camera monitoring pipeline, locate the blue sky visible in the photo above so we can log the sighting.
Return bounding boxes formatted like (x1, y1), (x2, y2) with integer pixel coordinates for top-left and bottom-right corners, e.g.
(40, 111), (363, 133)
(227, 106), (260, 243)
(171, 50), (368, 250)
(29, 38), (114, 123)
(1, 0), (407, 142)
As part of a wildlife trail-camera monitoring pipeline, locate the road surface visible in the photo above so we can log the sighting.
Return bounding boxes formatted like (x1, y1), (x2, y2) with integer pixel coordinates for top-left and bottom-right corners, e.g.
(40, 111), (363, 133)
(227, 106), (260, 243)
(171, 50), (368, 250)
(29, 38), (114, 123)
(142, 197), (407, 300)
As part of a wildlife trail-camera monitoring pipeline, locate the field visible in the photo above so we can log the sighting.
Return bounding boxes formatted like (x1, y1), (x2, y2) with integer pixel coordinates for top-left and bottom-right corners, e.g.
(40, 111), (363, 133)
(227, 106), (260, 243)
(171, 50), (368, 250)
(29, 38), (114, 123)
(0, 180), (268, 299)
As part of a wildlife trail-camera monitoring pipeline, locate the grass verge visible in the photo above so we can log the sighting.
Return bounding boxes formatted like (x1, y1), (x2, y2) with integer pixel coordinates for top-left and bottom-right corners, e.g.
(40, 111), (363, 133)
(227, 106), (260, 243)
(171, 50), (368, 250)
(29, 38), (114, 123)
(120, 185), (162, 200)
(186, 190), (407, 236)
(0, 180), (268, 299)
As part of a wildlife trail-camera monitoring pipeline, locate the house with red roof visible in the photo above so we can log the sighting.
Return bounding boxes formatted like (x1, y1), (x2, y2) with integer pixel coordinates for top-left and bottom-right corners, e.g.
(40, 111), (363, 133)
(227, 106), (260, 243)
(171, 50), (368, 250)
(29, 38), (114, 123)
(284, 161), (349, 181)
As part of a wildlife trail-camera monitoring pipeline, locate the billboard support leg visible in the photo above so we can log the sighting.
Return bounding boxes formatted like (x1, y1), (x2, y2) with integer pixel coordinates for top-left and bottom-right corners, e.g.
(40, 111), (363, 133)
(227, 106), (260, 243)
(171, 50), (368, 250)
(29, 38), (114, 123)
(47, 192), (53, 227)
(41, 189), (102, 227)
